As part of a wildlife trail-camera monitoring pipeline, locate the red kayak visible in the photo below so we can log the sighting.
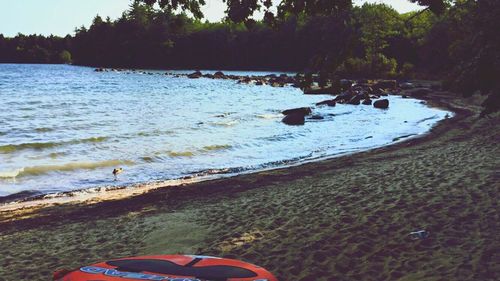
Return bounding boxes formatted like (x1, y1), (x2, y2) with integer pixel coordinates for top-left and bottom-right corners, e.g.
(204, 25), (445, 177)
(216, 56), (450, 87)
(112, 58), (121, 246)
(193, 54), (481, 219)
(53, 255), (278, 281)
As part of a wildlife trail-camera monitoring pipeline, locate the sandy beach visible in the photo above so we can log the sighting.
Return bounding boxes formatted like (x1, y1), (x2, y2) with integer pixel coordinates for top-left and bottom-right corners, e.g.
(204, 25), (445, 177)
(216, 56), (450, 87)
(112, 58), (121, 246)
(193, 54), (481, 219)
(0, 92), (498, 281)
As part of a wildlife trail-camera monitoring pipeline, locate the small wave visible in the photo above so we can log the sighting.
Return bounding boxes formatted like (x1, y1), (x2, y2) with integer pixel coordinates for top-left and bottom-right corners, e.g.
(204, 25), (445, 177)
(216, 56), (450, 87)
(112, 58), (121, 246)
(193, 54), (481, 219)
(35, 127), (54, 133)
(211, 120), (239, 127)
(189, 167), (245, 177)
(189, 154), (313, 178)
(0, 168), (25, 178)
(140, 156), (160, 163)
(416, 115), (439, 124)
(49, 152), (67, 159)
(329, 111), (353, 117)
(26, 101), (42, 105)
(137, 130), (174, 137)
(145, 145), (232, 161)
(259, 132), (295, 142)
(12, 160), (134, 177)
(256, 113), (282, 119)
(202, 144), (232, 151)
(167, 150), (195, 157)
(392, 134), (417, 142)
(214, 112), (236, 118)
(0, 136), (109, 154)
(0, 142), (58, 153)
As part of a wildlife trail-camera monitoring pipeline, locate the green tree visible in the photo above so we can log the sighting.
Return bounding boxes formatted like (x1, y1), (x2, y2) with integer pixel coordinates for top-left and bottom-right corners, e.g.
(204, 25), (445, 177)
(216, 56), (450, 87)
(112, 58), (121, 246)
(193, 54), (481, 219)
(59, 50), (72, 64)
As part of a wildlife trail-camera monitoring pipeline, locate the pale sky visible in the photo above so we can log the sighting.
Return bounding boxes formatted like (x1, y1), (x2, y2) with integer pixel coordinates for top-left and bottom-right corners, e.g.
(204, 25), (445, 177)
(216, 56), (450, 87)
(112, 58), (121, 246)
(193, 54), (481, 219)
(0, 0), (423, 37)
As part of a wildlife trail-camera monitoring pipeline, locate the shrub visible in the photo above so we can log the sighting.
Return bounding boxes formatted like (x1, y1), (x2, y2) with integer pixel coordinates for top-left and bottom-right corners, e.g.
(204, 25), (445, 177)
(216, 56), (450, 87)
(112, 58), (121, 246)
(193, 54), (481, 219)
(58, 50), (72, 64)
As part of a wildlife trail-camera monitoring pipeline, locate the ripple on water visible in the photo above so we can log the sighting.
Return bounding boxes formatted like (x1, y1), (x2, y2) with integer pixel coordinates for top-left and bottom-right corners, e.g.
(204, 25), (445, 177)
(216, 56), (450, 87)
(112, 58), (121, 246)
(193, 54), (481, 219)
(0, 136), (109, 154)
(34, 127), (54, 133)
(0, 160), (135, 178)
(0, 65), (452, 198)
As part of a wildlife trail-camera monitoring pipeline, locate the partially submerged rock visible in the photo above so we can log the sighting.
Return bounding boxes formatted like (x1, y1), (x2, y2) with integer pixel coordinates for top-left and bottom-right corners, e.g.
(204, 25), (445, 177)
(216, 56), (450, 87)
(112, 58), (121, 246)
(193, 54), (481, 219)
(282, 107), (312, 116)
(316, 99), (336, 107)
(373, 99), (389, 109)
(282, 107), (312, 126)
(282, 113), (306, 125)
(347, 94), (363, 105)
(214, 71), (225, 78)
(308, 114), (324, 120)
(362, 99), (372, 105)
(187, 71), (202, 79)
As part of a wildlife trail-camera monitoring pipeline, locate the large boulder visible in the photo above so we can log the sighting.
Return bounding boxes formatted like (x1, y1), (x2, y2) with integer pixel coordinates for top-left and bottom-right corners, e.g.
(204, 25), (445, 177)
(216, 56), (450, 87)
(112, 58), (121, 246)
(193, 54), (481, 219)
(282, 113), (306, 125)
(316, 99), (336, 107)
(281, 107), (312, 126)
(373, 99), (389, 109)
(214, 71), (225, 77)
(282, 107), (312, 116)
(187, 71), (202, 79)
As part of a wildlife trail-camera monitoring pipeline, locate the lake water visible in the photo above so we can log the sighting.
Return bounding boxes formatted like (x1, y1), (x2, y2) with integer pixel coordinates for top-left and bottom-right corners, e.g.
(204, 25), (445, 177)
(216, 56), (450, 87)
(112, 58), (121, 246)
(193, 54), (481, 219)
(0, 64), (450, 198)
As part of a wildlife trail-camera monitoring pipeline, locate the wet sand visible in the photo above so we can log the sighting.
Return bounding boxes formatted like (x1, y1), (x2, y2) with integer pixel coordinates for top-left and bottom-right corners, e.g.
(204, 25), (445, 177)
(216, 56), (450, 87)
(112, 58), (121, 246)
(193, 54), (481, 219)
(0, 92), (499, 281)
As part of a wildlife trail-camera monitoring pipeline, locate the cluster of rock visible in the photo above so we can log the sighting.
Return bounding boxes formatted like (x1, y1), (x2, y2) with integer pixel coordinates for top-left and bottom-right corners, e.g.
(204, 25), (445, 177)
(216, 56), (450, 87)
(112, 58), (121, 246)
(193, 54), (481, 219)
(94, 68), (156, 75)
(178, 71), (301, 88)
(280, 80), (435, 125)
(93, 68), (436, 126)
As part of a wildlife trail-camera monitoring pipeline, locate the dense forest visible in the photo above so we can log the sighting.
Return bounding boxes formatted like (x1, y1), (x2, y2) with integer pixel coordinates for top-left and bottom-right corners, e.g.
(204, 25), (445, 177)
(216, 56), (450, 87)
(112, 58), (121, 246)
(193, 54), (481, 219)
(0, 0), (498, 112)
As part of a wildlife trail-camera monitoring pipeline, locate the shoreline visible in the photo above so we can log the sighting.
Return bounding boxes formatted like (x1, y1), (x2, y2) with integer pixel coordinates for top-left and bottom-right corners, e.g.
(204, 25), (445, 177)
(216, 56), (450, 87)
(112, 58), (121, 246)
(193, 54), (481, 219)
(1, 91), (498, 281)
(0, 92), (454, 213)
(0, 91), (470, 221)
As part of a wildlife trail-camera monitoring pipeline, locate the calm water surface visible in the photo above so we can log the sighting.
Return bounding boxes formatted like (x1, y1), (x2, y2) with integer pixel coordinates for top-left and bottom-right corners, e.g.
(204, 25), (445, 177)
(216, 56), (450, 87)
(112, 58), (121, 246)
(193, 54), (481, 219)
(0, 64), (450, 198)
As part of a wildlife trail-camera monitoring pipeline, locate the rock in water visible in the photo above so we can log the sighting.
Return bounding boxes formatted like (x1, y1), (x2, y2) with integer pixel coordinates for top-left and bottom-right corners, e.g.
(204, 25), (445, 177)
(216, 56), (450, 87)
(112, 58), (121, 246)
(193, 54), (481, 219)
(316, 100), (336, 107)
(281, 107), (312, 125)
(373, 99), (389, 109)
(347, 94), (363, 105)
(362, 99), (372, 105)
(282, 107), (312, 116)
(187, 71), (202, 79)
(282, 113), (306, 125)
(308, 114), (324, 120)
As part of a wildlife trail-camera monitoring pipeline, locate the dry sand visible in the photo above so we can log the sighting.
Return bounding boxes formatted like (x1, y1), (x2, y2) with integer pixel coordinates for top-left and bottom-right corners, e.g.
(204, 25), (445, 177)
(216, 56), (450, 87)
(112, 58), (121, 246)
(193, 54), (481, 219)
(0, 92), (499, 281)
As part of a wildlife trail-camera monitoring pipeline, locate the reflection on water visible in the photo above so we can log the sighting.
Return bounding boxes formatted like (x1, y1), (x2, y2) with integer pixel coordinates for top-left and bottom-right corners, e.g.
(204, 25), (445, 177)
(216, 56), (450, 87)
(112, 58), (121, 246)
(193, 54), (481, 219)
(0, 64), (451, 197)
